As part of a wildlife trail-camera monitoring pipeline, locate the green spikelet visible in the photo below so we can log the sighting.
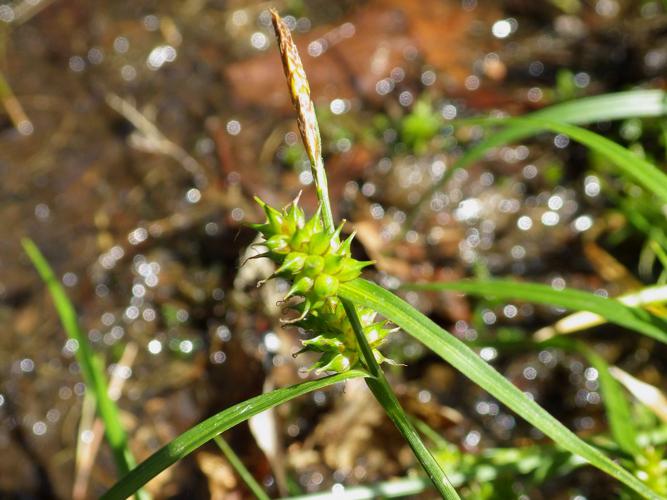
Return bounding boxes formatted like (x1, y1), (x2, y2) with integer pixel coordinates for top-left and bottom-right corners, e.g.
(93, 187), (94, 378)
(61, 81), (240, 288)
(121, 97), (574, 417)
(252, 198), (393, 373)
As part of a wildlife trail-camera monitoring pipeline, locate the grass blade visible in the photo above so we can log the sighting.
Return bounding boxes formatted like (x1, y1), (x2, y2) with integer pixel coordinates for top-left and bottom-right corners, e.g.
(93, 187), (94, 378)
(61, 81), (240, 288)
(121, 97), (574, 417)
(483, 117), (667, 203)
(214, 435), (270, 500)
(409, 89), (667, 223)
(546, 338), (639, 455)
(339, 279), (660, 499)
(341, 299), (460, 500)
(535, 285), (667, 339)
(404, 280), (667, 345)
(101, 370), (367, 500)
(21, 239), (138, 478)
(448, 335), (640, 456)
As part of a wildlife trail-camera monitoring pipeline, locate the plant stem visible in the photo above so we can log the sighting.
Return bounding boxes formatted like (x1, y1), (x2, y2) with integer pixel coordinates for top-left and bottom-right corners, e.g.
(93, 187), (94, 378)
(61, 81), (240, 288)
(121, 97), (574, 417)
(341, 299), (460, 500)
(312, 156), (334, 233)
(214, 435), (270, 500)
(272, 8), (456, 498)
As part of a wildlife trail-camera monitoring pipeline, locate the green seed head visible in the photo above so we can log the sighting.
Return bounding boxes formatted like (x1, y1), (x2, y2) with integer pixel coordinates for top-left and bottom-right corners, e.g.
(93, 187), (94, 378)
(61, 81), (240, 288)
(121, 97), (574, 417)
(252, 197), (394, 373)
(286, 276), (313, 299)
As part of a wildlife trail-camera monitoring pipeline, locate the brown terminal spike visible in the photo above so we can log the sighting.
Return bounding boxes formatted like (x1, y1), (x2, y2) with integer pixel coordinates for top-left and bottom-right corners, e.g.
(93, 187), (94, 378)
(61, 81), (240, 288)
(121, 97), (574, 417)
(270, 10), (321, 168)
(271, 8), (335, 233)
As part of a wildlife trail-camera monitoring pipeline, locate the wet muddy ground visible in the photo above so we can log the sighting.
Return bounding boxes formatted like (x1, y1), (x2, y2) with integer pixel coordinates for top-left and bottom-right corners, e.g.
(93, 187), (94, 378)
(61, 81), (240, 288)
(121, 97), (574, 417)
(1, 0), (666, 498)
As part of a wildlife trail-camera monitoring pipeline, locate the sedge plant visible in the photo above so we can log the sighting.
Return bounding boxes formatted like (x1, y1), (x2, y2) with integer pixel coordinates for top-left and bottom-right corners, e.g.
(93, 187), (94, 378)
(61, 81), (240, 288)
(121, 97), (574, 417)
(96, 10), (667, 500)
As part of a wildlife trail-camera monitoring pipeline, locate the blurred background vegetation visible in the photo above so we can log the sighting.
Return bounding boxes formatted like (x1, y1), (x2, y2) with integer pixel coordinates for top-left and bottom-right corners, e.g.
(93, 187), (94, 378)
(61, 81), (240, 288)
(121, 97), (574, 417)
(1, 0), (667, 498)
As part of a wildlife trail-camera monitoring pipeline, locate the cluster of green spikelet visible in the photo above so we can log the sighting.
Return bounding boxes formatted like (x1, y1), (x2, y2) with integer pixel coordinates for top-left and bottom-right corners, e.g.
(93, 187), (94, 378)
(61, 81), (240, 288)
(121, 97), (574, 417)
(251, 196), (395, 373)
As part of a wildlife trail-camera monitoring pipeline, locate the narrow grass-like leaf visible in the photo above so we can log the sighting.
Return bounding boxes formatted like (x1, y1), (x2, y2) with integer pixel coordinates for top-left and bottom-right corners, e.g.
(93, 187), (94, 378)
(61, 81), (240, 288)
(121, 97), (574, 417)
(339, 279), (660, 499)
(214, 435), (270, 500)
(481, 117), (667, 204)
(21, 239), (138, 478)
(546, 338), (639, 455)
(452, 335), (640, 456)
(536, 284), (667, 339)
(404, 280), (667, 345)
(101, 370), (367, 500)
(341, 299), (460, 500)
(409, 89), (667, 223)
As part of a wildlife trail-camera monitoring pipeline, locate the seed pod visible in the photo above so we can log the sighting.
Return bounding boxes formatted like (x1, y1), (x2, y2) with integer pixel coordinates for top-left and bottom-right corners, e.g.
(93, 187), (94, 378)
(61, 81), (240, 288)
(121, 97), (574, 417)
(302, 255), (325, 275)
(363, 324), (388, 344)
(308, 231), (332, 255)
(285, 276), (313, 299)
(275, 252), (307, 275)
(301, 334), (345, 352)
(265, 235), (290, 256)
(336, 259), (374, 282)
(313, 274), (339, 299)
(313, 352), (354, 374)
(339, 231), (356, 257)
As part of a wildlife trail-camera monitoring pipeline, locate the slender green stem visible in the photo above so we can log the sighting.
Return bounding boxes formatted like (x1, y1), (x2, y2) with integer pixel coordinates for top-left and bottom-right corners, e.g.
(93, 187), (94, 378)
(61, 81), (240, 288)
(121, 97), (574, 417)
(341, 299), (460, 500)
(214, 435), (270, 500)
(312, 156), (334, 234)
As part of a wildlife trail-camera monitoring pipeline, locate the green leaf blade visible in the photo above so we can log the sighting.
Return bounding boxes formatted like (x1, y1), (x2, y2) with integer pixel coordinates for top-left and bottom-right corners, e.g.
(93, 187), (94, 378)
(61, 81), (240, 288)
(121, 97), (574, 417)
(213, 436), (270, 500)
(404, 279), (667, 345)
(102, 370), (367, 500)
(21, 238), (137, 478)
(549, 338), (639, 456)
(339, 279), (660, 499)
(409, 89), (667, 223)
(500, 118), (667, 204)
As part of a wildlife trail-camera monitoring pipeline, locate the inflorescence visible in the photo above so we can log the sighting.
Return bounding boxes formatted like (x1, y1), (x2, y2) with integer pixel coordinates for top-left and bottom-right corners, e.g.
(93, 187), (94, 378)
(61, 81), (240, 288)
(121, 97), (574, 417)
(251, 197), (395, 373)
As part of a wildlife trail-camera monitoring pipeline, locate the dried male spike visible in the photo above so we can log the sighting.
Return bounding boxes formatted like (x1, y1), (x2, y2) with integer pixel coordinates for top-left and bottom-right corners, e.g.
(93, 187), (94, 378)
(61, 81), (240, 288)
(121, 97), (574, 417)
(270, 9), (321, 169)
